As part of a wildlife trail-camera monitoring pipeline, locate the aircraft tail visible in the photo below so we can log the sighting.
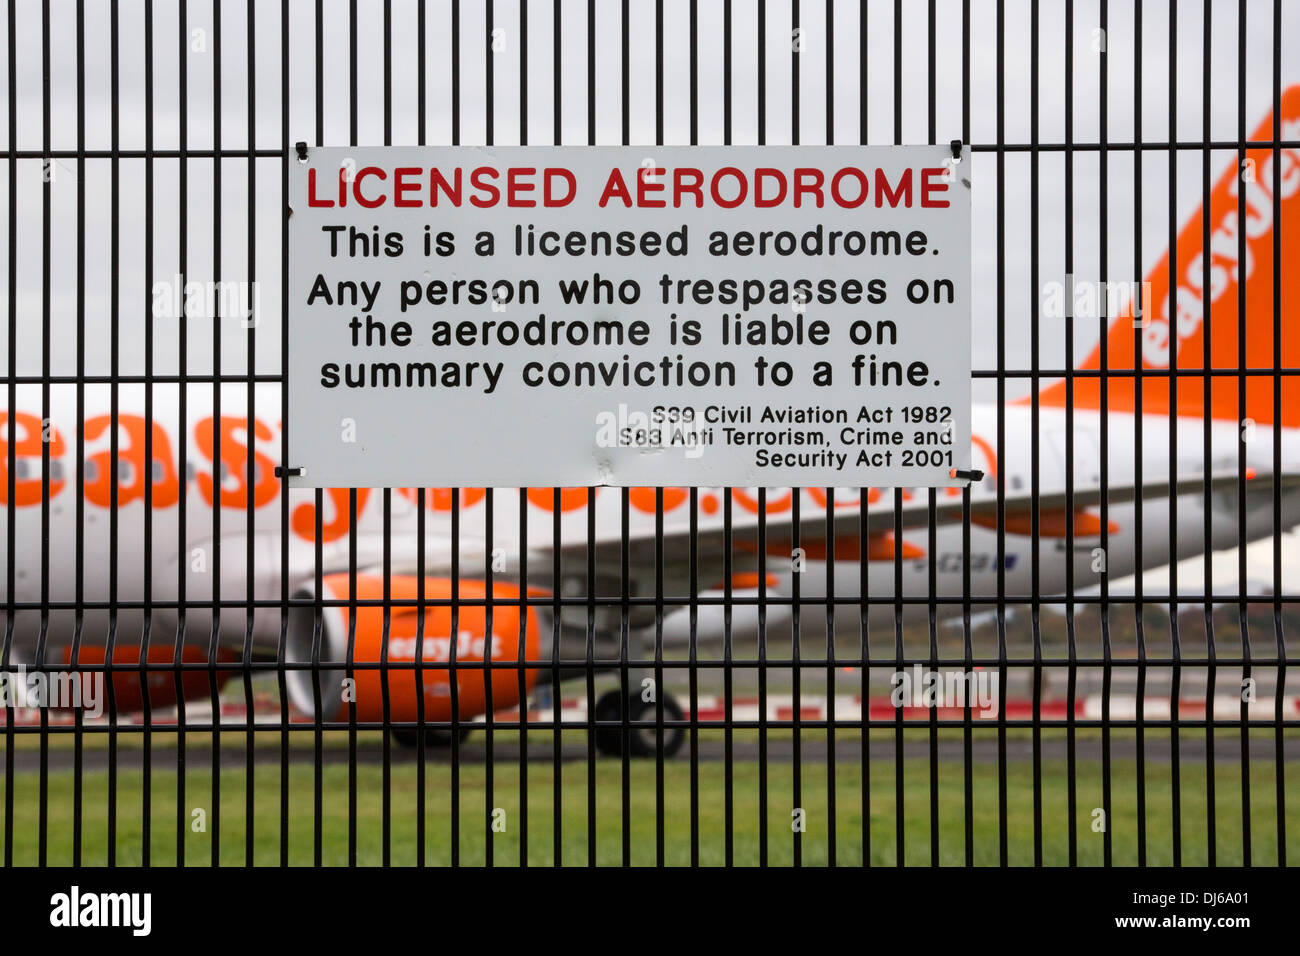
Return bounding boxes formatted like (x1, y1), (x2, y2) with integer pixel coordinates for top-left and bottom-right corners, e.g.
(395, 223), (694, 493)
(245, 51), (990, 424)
(1034, 84), (1300, 429)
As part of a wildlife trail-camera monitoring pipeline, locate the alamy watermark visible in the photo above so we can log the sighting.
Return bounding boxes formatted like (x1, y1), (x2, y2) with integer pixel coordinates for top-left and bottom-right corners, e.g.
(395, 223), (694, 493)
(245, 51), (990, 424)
(1042, 273), (1152, 327)
(152, 274), (262, 327)
(0, 665), (104, 718)
(890, 664), (1000, 717)
(49, 886), (151, 936)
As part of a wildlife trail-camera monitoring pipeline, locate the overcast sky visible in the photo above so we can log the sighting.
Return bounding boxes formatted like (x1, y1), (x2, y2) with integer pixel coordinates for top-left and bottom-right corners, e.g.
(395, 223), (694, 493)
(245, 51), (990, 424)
(0, 0), (1295, 595)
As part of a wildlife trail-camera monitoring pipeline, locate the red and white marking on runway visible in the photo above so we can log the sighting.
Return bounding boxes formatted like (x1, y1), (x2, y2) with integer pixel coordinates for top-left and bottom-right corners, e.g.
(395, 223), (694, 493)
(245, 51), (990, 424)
(3, 693), (1295, 726)
(506, 693), (1300, 724)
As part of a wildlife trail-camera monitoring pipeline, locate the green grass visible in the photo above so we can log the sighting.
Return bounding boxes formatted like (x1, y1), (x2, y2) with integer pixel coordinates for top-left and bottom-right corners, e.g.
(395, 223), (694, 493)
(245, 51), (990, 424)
(3, 728), (1297, 865)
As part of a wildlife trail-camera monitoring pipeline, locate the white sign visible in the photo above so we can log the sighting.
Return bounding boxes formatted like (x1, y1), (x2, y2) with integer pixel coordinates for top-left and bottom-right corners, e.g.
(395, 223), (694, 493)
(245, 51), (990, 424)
(287, 146), (971, 488)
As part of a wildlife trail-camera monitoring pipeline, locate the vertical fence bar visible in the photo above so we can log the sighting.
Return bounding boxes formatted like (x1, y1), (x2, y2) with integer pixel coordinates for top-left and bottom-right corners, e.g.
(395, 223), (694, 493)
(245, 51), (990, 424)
(244, 0), (259, 869)
(1, 0), (12, 871)
(415, 0), (429, 871)
(688, 0), (701, 871)
(823, 0), (837, 872)
(926, 0), (939, 871)
(551, 489), (562, 867)
(593, 485), (604, 867)
(345, 0), (360, 870)
(34, 0), (51, 870)
(310, 0), (326, 870)
(1131, 0), (1147, 869)
(723, 0), (734, 872)
(1200, 0), (1216, 867)
(71, 0), (87, 869)
(1063, 0), (1079, 868)
(447, 0), (463, 869)
(208, 0), (223, 868)
(550, 0), (563, 869)
(517, 484), (529, 867)
(859, 0), (870, 870)
(448, 487), (459, 865)
(346, 489), (358, 866)
(381, 487), (392, 867)
(379, 0), (394, 871)
(960, 0), (974, 873)
(145, 0), (164, 870)
(517, 0), (530, 869)
(482, 0), (497, 870)
(1167, 0), (1183, 868)
(993, 0), (1008, 869)
(790, 0), (803, 872)
(1027, 0), (1042, 868)
(175, 0), (190, 869)
(1098, 0), (1112, 870)
(1271, 0), (1287, 869)
(279, 0), (292, 868)
(483, 485), (495, 868)
(791, 484), (801, 867)
(891, 2), (904, 868)
(1, 0), (13, 874)
(1234, 0), (1252, 868)
(654, 487), (665, 867)
(654, 4), (668, 871)
(587, 0), (601, 873)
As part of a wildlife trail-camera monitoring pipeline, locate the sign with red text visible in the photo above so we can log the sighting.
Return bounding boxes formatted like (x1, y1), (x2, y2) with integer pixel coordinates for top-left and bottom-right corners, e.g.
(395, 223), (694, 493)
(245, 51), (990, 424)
(287, 146), (971, 488)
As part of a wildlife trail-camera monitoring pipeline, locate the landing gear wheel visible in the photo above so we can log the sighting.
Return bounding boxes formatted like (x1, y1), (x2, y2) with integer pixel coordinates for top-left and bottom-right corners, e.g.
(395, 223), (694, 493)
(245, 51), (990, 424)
(593, 690), (623, 756)
(592, 689), (685, 758)
(390, 726), (472, 748)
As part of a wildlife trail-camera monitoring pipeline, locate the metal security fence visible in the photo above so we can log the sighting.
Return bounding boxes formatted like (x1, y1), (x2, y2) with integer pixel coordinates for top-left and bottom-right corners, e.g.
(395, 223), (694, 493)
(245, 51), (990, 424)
(0, 0), (1296, 868)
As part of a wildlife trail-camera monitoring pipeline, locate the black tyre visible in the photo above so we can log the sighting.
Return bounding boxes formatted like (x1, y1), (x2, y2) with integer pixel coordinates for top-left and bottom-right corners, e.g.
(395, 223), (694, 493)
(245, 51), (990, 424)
(592, 689), (685, 758)
(593, 689), (623, 756)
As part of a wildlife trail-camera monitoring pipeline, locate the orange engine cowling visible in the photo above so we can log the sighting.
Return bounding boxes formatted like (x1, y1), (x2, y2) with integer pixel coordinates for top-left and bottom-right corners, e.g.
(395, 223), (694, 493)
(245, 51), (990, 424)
(285, 574), (542, 724)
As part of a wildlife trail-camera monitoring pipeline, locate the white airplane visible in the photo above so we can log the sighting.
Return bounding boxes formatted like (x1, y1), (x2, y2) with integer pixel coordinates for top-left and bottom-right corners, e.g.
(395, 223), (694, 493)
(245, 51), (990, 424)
(1, 89), (1297, 757)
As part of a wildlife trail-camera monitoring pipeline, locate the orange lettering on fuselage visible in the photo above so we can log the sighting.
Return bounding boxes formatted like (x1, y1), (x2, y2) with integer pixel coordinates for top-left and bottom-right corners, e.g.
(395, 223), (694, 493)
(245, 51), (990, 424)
(395, 487), (486, 510)
(731, 489), (795, 514)
(194, 416), (279, 510)
(526, 487), (591, 512)
(0, 411), (65, 505)
(2, 411), (279, 511)
(83, 414), (180, 508)
(629, 487), (689, 512)
(291, 487), (371, 543)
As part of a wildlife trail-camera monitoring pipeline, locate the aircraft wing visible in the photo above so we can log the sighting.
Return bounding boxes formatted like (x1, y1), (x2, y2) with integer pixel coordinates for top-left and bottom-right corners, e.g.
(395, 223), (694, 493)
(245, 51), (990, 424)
(547, 470), (1300, 611)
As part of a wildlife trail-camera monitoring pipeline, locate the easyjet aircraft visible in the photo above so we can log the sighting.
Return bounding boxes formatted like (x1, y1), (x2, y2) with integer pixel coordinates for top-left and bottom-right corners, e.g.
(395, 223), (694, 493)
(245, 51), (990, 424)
(1, 90), (1297, 757)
